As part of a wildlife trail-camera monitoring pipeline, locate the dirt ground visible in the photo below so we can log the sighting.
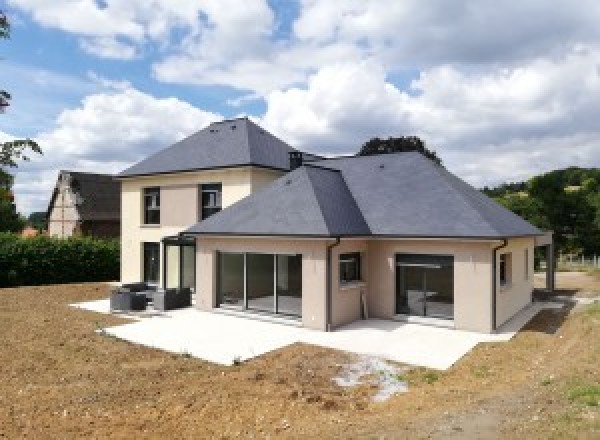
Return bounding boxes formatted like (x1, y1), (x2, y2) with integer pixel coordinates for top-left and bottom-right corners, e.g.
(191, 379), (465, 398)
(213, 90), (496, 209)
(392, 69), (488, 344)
(535, 270), (600, 297)
(0, 274), (599, 439)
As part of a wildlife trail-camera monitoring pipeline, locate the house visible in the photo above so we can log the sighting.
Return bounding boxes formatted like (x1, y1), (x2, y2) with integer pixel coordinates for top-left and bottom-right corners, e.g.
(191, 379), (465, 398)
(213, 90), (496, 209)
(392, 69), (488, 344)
(47, 171), (121, 238)
(118, 117), (551, 333)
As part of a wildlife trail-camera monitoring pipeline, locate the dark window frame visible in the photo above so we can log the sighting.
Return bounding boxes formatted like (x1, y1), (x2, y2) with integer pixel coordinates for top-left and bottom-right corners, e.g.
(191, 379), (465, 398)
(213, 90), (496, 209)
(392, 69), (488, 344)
(199, 183), (222, 220)
(499, 252), (512, 286)
(339, 252), (362, 284)
(143, 187), (160, 225)
(142, 242), (160, 284)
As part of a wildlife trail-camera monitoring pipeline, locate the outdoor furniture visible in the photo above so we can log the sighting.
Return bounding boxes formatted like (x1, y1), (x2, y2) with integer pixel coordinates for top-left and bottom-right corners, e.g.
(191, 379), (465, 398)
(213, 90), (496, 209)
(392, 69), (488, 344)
(120, 282), (157, 302)
(153, 288), (192, 311)
(110, 290), (147, 312)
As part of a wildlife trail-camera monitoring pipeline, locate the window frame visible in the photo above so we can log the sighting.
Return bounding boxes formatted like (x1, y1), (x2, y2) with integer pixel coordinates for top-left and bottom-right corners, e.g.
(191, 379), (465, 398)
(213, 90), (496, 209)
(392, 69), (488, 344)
(339, 252), (362, 284)
(499, 252), (512, 287)
(199, 183), (222, 220)
(142, 242), (160, 285)
(143, 187), (160, 225)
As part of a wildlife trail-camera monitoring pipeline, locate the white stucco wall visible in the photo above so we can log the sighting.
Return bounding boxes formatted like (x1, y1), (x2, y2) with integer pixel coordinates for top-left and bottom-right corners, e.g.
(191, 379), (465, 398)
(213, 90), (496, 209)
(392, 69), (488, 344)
(120, 167), (283, 285)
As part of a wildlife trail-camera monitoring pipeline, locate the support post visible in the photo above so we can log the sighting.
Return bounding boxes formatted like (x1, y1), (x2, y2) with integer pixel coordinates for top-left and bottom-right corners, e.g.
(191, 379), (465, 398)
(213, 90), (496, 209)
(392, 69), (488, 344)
(546, 243), (555, 292)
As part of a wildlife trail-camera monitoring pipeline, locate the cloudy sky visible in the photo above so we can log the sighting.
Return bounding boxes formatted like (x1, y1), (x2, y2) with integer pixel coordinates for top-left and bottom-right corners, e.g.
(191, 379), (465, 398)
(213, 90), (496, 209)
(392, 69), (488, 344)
(2, 0), (600, 214)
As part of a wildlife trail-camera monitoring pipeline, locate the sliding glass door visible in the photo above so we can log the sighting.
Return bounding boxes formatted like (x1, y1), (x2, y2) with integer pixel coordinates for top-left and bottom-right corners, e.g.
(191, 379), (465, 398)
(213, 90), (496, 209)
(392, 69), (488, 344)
(163, 238), (196, 292)
(247, 253), (275, 312)
(218, 252), (245, 308)
(217, 252), (302, 317)
(396, 254), (454, 319)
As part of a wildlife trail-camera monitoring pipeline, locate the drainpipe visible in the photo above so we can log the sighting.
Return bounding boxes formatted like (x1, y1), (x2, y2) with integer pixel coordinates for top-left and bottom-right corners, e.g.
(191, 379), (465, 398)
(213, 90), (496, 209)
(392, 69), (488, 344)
(491, 239), (508, 331)
(326, 237), (341, 332)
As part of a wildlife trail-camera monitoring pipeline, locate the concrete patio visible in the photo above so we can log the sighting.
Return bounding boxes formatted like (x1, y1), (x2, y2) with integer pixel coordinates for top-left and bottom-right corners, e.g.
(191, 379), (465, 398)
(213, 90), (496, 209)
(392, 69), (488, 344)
(70, 299), (564, 370)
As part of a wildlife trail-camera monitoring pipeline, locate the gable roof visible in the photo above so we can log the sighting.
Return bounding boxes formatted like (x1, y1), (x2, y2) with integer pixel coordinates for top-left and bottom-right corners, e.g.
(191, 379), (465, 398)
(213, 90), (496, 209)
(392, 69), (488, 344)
(185, 152), (541, 239)
(185, 165), (370, 236)
(47, 171), (120, 221)
(118, 117), (321, 178)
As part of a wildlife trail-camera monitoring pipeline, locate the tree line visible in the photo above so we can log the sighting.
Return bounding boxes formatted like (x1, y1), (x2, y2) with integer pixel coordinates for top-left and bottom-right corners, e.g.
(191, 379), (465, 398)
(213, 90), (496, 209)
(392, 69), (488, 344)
(483, 167), (600, 255)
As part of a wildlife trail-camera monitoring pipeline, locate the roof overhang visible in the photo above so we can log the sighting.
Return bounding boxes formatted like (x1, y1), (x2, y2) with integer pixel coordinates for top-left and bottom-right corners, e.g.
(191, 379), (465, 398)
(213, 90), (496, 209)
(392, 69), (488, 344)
(116, 163), (288, 180)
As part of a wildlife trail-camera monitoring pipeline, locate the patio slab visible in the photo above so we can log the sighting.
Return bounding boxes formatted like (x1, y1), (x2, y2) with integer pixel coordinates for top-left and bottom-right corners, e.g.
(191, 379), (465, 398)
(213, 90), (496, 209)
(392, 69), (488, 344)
(69, 299), (564, 370)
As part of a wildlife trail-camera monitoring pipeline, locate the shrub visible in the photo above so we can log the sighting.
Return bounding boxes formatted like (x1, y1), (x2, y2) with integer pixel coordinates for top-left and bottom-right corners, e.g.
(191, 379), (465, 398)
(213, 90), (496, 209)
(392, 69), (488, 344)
(0, 233), (119, 287)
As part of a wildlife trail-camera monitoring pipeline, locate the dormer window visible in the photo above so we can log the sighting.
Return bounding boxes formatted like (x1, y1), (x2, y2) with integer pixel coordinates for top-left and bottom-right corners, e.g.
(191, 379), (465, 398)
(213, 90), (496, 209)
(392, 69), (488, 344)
(143, 187), (160, 225)
(199, 183), (222, 220)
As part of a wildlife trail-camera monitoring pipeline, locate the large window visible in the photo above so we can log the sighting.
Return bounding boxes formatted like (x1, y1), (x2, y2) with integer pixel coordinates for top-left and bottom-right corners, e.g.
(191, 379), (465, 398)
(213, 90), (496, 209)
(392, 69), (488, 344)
(199, 183), (222, 220)
(396, 254), (454, 319)
(143, 242), (160, 284)
(340, 252), (362, 283)
(217, 252), (302, 317)
(500, 253), (512, 286)
(143, 187), (160, 225)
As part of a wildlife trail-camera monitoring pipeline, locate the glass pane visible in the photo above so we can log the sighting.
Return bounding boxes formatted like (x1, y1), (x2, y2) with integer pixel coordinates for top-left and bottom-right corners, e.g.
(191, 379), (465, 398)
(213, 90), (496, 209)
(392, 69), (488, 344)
(143, 243), (159, 284)
(276, 255), (302, 316)
(396, 254), (454, 319)
(218, 253), (244, 308)
(396, 265), (425, 316)
(246, 253), (275, 313)
(424, 265), (454, 319)
(165, 245), (180, 289)
(181, 245), (195, 291)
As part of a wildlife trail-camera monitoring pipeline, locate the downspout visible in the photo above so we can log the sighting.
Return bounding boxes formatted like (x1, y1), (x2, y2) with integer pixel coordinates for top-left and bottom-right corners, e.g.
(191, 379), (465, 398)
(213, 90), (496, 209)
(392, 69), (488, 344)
(491, 239), (508, 331)
(326, 237), (341, 332)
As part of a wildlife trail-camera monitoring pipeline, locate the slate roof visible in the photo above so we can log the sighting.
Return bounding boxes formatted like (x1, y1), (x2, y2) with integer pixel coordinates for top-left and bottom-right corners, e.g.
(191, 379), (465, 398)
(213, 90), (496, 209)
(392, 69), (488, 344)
(186, 165), (370, 236)
(47, 171), (120, 221)
(185, 152), (541, 239)
(118, 117), (320, 177)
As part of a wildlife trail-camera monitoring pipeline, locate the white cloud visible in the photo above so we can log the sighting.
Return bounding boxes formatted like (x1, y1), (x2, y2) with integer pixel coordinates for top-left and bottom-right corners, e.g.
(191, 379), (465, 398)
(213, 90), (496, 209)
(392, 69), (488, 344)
(80, 37), (138, 60)
(10, 84), (221, 213)
(260, 46), (600, 185)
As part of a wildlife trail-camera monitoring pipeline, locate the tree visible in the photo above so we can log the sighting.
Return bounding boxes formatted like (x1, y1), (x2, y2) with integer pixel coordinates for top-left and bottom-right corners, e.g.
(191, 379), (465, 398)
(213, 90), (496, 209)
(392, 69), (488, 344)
(1, 11), (41, 166)
(0, 170), (25, 232)
(27, 211), (47, 231)
(0, 11), (42, 232)
(357, 136), (443, 166)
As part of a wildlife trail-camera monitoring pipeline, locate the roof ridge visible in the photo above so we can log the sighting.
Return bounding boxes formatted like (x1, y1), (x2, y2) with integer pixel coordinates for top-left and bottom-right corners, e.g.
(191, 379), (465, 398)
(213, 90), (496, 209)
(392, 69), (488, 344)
(429, 159), (503, 236)
(304, 166), (370, 235)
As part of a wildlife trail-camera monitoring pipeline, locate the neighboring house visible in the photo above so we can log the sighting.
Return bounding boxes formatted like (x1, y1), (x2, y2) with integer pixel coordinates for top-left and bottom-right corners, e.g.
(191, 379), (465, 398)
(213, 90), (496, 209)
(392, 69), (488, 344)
(47, 171), (121, 238)
(20, 226), (39, 238)
(118, 117), (551, 334)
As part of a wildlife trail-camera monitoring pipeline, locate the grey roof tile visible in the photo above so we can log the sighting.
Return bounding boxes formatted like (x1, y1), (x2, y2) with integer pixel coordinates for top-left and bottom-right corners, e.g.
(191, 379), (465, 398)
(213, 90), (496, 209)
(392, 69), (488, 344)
(185, 165), (369, 236)
(118, 118), (320, 177)
(186, 151), (541, 239)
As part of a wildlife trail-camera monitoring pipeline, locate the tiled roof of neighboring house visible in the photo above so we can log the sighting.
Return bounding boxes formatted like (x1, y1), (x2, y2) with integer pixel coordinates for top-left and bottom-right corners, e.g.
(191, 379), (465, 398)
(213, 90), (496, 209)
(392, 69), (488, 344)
(118, 117), (321, 178)
(47, 171), (121, 221)
(185, 152), (541, 239)
(186, 165), (370, 236)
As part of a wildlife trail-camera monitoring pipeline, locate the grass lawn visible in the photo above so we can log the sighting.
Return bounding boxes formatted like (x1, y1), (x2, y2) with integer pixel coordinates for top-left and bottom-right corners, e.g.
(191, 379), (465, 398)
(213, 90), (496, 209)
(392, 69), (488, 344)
(0, 274), (598, 438)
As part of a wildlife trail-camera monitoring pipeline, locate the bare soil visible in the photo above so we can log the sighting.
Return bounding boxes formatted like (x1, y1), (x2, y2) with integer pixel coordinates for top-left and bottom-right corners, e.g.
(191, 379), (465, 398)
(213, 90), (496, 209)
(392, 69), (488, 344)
(0, 278), (598, 439)
(535, 270), (600, 298)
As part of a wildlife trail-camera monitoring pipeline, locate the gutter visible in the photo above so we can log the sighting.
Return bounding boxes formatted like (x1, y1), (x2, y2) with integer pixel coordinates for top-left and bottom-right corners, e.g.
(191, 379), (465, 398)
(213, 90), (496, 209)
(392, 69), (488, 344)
(326, 237), (341, 332)
(491, 239), (508, 331)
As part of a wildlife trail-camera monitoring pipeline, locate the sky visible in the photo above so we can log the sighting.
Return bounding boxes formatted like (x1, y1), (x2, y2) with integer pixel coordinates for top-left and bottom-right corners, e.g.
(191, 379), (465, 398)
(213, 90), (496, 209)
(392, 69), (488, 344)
(1, 0), (600, 214)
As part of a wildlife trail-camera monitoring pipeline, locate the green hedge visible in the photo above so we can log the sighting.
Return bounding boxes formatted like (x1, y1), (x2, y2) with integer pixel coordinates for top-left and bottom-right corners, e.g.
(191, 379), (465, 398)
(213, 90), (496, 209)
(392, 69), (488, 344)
(0, 233), (119, 287)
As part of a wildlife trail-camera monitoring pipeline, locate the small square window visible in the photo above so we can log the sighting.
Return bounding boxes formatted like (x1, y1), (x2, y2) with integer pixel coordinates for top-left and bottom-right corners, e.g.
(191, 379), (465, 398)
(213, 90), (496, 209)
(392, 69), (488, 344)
(340, 252), (361, 283)
(199, 183), (222, 220)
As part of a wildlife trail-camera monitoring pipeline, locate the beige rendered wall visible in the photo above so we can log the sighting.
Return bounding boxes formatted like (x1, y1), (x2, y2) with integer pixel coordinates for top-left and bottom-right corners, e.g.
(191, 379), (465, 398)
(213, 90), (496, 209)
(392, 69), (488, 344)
(367, 239), (496, 333)
(195, 237), (329, 330)
(495, 237), (535, 328)
(120, 167), (283, 284)
(330, 239), (369, 328)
